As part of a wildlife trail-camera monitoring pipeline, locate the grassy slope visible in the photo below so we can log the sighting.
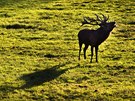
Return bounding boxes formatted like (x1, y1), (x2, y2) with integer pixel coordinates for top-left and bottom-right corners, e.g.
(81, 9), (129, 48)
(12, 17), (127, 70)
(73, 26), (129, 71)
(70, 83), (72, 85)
(0, 0), (135, 100)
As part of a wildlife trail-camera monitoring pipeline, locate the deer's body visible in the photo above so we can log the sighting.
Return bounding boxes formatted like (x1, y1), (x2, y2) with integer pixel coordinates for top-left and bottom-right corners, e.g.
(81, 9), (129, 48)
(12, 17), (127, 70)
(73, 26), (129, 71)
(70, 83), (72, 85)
(78, 14), (115, 62)
(78, 28), (111, 46)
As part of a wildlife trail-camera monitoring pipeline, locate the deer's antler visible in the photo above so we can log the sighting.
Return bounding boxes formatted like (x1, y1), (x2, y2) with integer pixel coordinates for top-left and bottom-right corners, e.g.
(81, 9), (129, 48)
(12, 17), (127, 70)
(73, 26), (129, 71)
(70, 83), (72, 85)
(81, 16), (99, 26)
(94, 14), (102, 22)
(100, 13), (109, 22)
(81, 14), (110, 26)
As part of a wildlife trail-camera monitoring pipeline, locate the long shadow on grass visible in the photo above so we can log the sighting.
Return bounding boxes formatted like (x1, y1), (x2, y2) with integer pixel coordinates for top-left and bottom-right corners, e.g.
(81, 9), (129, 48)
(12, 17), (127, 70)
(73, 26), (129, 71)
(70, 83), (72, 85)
(20, 63), (71, 89)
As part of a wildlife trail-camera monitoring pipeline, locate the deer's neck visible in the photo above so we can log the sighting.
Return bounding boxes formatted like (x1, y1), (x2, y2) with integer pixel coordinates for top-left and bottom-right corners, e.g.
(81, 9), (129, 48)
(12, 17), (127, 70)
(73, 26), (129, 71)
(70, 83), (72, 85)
(97, 28), (111, 44)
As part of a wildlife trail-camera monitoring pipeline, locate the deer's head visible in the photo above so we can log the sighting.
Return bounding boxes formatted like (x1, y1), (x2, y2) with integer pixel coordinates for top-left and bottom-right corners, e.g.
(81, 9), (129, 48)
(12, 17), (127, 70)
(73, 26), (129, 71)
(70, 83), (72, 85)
(81, 13), (116, 32)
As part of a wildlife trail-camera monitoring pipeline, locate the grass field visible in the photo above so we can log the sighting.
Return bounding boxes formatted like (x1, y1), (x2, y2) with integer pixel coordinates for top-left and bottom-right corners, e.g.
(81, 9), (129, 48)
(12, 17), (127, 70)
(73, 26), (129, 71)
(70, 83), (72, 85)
(0, 0), (135, 100)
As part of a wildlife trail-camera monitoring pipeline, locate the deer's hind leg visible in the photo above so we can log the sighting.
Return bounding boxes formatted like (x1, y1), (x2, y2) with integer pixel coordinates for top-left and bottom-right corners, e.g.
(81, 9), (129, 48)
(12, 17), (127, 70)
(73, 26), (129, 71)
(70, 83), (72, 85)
(78, 42), (82, 60)
(90, 46), (94, 63)
(95, 46), (99, 62)
(84, 44), (89, 59)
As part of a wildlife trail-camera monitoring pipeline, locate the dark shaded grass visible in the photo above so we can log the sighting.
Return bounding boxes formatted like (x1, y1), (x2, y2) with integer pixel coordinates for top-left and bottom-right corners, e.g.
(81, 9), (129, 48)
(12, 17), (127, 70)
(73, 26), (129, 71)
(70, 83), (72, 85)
(128, 21), (135, 25)
(2, 24), (36, 29)
(1, 23), (53, 32)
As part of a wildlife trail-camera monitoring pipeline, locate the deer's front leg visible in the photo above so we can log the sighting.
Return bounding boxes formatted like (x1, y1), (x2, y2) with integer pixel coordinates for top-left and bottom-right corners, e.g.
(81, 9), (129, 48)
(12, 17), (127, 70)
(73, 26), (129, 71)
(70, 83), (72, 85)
(90, 46), (94, 63)
(95, 46), (99, 62)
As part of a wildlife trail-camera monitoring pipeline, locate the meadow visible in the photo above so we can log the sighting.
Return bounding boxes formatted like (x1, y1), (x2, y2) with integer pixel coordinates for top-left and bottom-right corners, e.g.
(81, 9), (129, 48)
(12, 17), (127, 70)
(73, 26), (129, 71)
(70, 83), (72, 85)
(0, 0), (135, 100)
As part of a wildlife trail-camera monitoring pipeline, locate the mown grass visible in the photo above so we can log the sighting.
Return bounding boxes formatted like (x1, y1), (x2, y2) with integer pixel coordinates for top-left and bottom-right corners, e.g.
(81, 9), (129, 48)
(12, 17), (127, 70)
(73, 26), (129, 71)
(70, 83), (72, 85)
(0, 0), (135, 100)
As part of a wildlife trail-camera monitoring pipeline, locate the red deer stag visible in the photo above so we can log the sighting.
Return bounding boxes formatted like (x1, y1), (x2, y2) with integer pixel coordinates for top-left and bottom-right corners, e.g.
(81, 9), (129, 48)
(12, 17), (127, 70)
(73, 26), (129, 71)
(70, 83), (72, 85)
(78, 14), (116, 63)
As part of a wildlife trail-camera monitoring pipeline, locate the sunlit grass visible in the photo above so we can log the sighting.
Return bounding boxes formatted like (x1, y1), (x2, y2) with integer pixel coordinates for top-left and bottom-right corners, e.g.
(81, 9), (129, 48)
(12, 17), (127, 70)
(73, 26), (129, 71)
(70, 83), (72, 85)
(0, 0), (135, 100)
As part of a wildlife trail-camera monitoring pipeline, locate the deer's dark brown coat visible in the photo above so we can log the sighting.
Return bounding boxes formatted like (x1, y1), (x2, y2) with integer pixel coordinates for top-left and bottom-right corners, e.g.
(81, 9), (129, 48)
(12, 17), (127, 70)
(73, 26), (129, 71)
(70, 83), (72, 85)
(78, 14), (116, 62)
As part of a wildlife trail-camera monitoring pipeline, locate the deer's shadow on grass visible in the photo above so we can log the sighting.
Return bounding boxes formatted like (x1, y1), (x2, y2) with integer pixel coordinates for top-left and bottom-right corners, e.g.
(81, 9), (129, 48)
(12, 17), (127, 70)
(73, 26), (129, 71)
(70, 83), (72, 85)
(20, 63), (69, 89)
(0, 62), (76, 99)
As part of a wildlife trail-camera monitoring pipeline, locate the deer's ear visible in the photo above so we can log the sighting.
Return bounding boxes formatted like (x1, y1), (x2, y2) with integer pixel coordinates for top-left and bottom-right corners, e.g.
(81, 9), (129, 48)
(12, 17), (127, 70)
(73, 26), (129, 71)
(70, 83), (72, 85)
(100, 24), (106, 28)
(99, 24), (104, 27)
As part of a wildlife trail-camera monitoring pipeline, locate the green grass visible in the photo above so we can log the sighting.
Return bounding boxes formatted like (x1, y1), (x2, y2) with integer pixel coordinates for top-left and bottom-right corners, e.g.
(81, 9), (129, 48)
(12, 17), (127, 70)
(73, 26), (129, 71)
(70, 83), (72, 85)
(0, 0), (135, 100)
